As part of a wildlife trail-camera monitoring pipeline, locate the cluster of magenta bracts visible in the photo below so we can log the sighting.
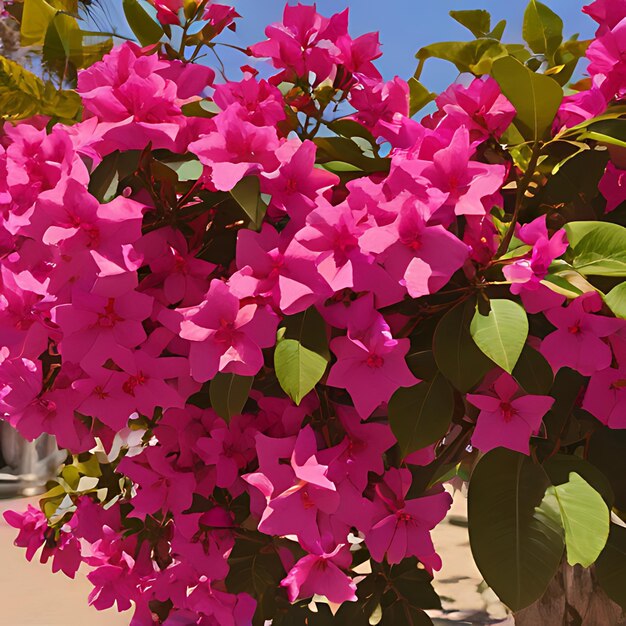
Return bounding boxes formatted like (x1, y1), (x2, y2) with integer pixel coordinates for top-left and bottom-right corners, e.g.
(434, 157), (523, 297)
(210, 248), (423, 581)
(2, 1), (626, 624)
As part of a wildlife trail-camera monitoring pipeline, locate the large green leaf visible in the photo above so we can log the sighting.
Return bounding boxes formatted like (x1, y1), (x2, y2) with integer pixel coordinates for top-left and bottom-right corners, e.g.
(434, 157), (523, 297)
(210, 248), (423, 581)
(226, 533), (286, 622)
(512, 344), (554, 395)
(597, 524), (626, 611)
(543, 454), (614, 507)
(417, 39), (509, 76)
(388, 374), (454, 458)
(0, 54), (81, 121)
(468, 448), (565, 611)
(229, 176), (268, 230)
(522, 0), (563, 64)
(470, 299), (528, 374)
(408, 77), (436, 117)
(606, 282), (626, 319)
(274, 308), (329, 405)
(21, 0), (58, 46)
(565, 221), (626, 276)
(547, 472), (610, 567)
(433, 299), (493, 392)
(209, 373), (253, 422)
(578, 118), (626, 148)
(449, 9), (491, 38)
(122, 0), (164, 46)
(491, 56), (563, 142)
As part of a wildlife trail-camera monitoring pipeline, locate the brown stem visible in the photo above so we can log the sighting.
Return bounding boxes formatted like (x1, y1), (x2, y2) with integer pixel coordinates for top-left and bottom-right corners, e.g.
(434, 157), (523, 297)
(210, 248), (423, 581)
(496, 142), (542, 258)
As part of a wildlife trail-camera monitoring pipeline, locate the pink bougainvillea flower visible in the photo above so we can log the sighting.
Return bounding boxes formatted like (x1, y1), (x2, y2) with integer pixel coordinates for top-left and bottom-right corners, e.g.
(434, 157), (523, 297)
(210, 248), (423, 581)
(599, 161), (626, 213)
(118, 446), (196, 518)
(52, 288), (153, 370)
(338, 30), (382, 79)
(213, 78), (286, 127)
(327, 313), (418, 418)
(244, 427), (339, 545)
(587, 17), (626, 98)
(77, 347), (195, 431)
(231, 223), (331, 314)
(281, 545), (357, 604)
(77, 43), (213, 154)
(584, 0), (626, 30)
(423, 76), (516, 144)
(293, 200), (370, 293)
(366, 468), (451, 570)
(0, 347), (42, 419)
(250, 4), (346, 85)
(467, 373), (554, 455)
(195, 418), (255, 489)
(138, 227), (216, 306)
(319, 405), (396, 491)
(261, 140), (339, 225)
(178, 279), (278, 381)
(553, 88), (608, 132)
(359, 200), (468, 298)
(150, 0), (182, 25)
(541, 292), (625, 376)
(349, 76), (409, 139)
(201, 3), (240, 37)
(503, 215), (568, 294)
(426, 126), (506, 219)
(583, 366), (626, 428)
(3, 506), (48, 562)
(188, 107), (281, 191)
(186, 586), (255, 626)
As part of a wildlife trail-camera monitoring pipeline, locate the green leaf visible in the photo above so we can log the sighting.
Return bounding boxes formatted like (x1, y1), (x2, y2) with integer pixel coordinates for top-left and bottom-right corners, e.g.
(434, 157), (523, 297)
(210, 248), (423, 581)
(226, 533), (286, 622)
(0, 54), (81, 121)
(229, 176), (267, 230)
(313, 136), (389, 174)
(491, 55), (563, 142)
(449, 9), (491, 38)
(42, 12), (82, 69)
(122, 0), (164, 46)
(589, 428), (626, 511)
(468, 448), (565, 611)
(21, 0), (58, 46)
(606, 282), (626, 319)
(181, 99), (221, 118)
(547, 472), (610, 567)
(88, 151), (141, 202)
(433, 299), (493, 392)
(512, 344), (554, 395)
(274, 308), (329, 405)
(597, 524), (626, 611)
(209, 373), (253, 422)
(380, 603), (434, 626)
(417, 39), (509, 76)
(489, 19), (507, 41)
(168, 159), (204, 182)
(565, 221), (626, 276)
(578, 118), (626, 148)
(408, 77), (436, 117)
(470, 299), (528, 374)
(388, 374), (454, 458)
(543, 454), (614, 507)
(522, 0), (564, 64)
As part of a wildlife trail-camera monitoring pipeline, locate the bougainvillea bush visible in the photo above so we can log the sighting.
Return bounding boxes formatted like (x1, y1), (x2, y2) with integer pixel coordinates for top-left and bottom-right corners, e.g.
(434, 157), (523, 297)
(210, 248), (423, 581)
(3, 0), (626, 623)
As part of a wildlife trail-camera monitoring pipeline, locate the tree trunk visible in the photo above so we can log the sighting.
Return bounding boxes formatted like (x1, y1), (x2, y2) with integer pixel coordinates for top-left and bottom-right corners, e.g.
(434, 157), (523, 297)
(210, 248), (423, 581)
(515, 562), (626, 626)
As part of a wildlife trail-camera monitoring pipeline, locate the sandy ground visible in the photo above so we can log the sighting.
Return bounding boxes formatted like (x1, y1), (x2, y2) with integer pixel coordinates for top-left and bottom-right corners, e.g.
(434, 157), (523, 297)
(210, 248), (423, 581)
(428, 493), (514, 626)
(0, 494), (513, 626)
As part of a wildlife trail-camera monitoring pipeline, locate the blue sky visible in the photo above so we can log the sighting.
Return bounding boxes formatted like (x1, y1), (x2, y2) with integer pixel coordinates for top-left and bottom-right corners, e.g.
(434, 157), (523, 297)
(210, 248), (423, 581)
(99, 0), (597, 92)
(222, 0), (597, 91)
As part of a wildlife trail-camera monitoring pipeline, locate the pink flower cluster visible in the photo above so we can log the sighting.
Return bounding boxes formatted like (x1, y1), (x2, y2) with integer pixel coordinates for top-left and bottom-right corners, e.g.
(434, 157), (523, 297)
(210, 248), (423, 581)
(1, 2), (626, 624)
